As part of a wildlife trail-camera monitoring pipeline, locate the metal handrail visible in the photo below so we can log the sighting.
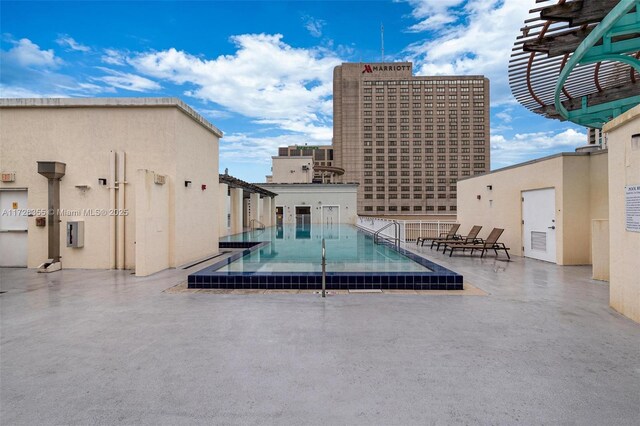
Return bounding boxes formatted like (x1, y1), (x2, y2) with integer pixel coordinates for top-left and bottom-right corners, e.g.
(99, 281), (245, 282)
(321, 238), (326, 298)
(373, 221), (400, 248)
(250, 219), (265, 230)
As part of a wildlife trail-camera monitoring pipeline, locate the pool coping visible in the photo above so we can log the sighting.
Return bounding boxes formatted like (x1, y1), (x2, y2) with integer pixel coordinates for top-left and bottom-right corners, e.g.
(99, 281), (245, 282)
(188, 227), (463, 290)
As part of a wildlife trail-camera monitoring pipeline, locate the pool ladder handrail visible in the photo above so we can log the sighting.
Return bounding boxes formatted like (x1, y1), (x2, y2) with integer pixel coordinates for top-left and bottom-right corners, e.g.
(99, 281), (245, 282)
(250, 219), (266, 230)
(374, 221), (400, 248)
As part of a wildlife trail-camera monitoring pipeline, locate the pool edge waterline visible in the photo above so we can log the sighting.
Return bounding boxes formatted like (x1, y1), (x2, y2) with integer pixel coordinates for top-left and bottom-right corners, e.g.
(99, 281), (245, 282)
(188, 225), (463, 291)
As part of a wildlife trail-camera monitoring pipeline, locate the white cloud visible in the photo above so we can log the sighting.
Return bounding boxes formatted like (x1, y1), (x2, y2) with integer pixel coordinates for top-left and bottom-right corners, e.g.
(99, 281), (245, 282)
(0, 84), (69, 98)
(1, 38), (62, 68)
(129, 33), (341, 141)
(56, 35), (91, 52)
(404, 0), (531, 104)
(495, 108), (513, 123)
(101, 48), (127, 65)
(200, 108), (233, 120)
(404, 0), (465, 32)
(303, 15), (326, 38)
(220, 133), (320, 165)
(491, 128), (587, 168)
(93, 67), (161, 92)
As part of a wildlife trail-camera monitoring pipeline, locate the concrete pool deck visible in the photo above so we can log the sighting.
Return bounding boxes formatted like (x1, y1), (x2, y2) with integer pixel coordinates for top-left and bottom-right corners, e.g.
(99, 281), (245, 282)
(1, 245), (639, 425)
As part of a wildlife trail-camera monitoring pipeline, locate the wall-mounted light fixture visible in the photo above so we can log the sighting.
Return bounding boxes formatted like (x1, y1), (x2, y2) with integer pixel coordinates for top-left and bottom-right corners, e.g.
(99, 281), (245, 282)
(486, 185), (492, 190)
(201, 184), (207, 190)
(632, 133), (640, 151)
(477, 195), (481, 200)
(98, 178), (107, 186)
(185, 180), (192, 188)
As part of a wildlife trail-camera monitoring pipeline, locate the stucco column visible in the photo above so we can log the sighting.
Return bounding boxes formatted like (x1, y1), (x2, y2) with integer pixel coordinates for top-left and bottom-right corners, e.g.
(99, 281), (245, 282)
(218, 183), (229, 237)
(270, 196), (277, 226)
(249, 192), (261, 226)
(230, 187), (243, 235)
(261, 196), (272, 226)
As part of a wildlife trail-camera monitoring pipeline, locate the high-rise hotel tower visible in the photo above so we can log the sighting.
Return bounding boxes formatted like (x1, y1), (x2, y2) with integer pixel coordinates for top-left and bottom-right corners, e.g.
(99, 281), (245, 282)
(332, 62), (490, 215)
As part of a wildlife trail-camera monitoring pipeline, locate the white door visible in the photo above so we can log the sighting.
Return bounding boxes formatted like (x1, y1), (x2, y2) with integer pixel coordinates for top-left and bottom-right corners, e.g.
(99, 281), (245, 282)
(522, 188), (556, 263)
(322, 205), (339, 226)
(0, 190), (28, 267)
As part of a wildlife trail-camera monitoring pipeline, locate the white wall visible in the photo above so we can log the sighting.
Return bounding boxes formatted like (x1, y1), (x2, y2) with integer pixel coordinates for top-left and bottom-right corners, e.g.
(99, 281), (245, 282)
(604, 105), (640, 323)
(270, 156), (313, 184)
(0, 98), (221, 272)
(258, 184), (358, 224)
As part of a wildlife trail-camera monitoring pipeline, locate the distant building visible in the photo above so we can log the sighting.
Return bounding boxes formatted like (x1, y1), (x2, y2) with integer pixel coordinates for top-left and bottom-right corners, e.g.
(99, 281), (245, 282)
(332, 62), (490, 215)
(266, 144), (343, 184)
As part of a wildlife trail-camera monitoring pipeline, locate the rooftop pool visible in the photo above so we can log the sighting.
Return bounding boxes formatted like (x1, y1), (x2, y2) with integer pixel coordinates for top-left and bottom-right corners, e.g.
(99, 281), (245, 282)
(188, 224), (463, 290)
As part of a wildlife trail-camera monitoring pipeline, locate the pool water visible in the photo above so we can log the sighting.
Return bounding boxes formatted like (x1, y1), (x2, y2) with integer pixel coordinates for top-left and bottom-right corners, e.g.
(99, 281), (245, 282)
(218, 224), (431, 273)
(188, 223), (463, 290)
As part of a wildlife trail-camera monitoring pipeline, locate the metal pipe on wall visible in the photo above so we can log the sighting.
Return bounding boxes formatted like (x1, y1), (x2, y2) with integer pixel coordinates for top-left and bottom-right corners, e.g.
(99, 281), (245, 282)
(116, 151), (126, 270)
(109, 151), (116, 269)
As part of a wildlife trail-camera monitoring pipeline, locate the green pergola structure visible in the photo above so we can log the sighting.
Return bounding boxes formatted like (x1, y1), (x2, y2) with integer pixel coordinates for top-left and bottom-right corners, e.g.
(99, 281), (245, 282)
(509, 0), (640, 129)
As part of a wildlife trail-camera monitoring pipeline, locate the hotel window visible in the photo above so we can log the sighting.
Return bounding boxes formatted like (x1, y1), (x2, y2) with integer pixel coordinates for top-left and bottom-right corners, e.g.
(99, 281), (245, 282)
(388, 103), (396, 108)
(474, 155), (485, 161)
(449, 206), (457, 211)
(364, 103), (372, 108)
(401, 206), (410, 212)
(389, 194), (397, 199)
(364, 126), (372, 131)
(401, 194), (410, 199)
(364, 96), (372, 101)
(413, 170), (421, 176)
(376, 206), (385, 211)
(364, 111), (372, 116)
(388, 186), (397, 192)
(364, 179), (373, 184)
(413, 206), (423, 211)
(364, 88), (372, 93)
(378, 111), (386, 116)
(376, 148), (384, 153)
(364, 156), (372, 161)
(426, 206), (434, 211)
(364, 186), (373, 192)
(376, 194), (385, 199)
(376, 171), (385, 176)
(364, 194), (373, 199)
(376, 88), (384, 93)
(364, 206), (373, 211)
(365, 171), (373, 176)
(413, 103), (421, 108)
(389, 96), (397, 100)
(389, 206), (398, 211)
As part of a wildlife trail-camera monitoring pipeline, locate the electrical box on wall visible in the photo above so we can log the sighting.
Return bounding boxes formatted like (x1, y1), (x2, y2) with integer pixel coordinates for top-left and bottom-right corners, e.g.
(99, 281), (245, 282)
(1, 171), (16, 182)
(66, 221), (85, 248)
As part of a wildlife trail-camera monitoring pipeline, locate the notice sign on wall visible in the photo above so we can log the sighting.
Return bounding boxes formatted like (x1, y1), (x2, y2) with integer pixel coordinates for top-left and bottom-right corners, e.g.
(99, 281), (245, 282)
(626, 185), (640, 232)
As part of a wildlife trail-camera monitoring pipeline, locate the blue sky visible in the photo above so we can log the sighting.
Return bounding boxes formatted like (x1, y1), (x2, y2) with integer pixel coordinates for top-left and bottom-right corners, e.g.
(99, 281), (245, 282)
(1, 0), (587, 182)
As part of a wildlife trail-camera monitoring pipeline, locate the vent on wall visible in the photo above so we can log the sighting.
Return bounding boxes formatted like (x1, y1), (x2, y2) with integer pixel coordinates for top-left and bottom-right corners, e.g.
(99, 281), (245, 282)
(531, 231), (546, 251)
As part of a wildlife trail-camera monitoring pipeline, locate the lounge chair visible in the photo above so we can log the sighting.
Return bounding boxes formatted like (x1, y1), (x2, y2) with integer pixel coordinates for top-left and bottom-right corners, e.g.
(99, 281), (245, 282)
(416, 223), (460, 246)
(443, 228), (510, 259)
(432, 225), (482, 251)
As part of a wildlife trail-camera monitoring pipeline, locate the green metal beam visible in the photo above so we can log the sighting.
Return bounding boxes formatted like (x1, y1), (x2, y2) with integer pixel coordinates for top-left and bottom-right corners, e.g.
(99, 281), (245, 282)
(554, 0), (640, 128)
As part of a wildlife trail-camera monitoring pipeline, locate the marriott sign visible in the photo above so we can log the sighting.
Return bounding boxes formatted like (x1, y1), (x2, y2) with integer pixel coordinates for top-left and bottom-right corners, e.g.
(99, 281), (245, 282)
(362, 64), (411, 73)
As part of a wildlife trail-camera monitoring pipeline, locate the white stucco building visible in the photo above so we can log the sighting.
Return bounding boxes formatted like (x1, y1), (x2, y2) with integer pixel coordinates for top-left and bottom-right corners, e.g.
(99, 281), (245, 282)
(0, 98), (222, 276)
